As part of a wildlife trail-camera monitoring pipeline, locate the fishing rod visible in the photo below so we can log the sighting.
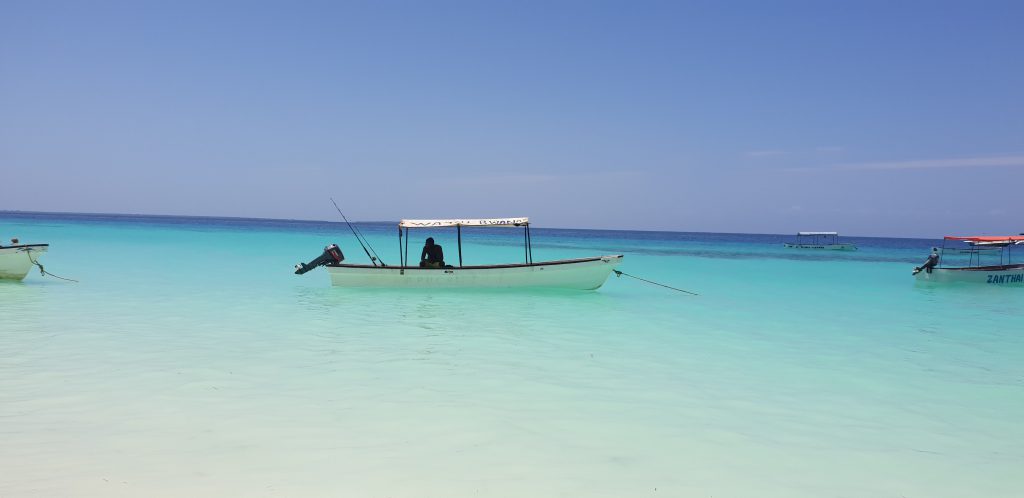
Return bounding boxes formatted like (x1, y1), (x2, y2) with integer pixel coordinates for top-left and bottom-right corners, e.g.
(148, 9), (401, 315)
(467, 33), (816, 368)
(613, 269), (698, 296)
(330, 198), (385, 267)
(352, 222), (386, 267)
(349, 220), (384, 266)
(330, 198), (383, 266)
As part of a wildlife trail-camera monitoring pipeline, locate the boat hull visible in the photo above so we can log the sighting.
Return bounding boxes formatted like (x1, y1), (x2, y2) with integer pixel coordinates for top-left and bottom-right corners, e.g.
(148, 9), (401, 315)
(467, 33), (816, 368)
(0, 244), (48, 280)
(784, 243), (857, 251)
(914, 265), (1024, 285)
(325, 255), (624, 289)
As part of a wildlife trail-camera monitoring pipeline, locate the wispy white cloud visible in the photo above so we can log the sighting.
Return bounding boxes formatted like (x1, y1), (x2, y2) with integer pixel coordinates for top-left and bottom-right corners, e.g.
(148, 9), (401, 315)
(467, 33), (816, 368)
(746, 150), (787, 157)
(445, 173), (558, 186)
(787, 154), (1024, 172)
(436, 170), (642, 187)
(749, 145), (843, 157)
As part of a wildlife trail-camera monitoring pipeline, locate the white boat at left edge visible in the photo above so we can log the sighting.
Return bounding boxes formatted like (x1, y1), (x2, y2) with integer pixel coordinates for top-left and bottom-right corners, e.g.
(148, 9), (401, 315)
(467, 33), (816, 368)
(0, 244), (48, 280)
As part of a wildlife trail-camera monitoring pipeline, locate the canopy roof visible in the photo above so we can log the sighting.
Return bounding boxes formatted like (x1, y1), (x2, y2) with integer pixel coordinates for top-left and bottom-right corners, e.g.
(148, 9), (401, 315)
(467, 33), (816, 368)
(946, 236), (1024, 243)
(798, 231), (838, 236)
(399, 217), (529, 228)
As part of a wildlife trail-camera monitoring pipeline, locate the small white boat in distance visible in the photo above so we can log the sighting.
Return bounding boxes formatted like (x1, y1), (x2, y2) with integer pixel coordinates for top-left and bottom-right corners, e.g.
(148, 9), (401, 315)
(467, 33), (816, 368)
(296, 217), (623, 290)
(0, 240), (48, 280)
(784, 232), (857, 251)
(913, 235), (1024, 285)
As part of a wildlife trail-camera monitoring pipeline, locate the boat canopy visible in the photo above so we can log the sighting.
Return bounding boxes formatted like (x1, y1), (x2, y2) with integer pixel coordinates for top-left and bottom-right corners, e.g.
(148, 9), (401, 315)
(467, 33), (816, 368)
(945, 236), (1024, 243)
(399, 217), (529, 228)
(798, 231), (838, 236)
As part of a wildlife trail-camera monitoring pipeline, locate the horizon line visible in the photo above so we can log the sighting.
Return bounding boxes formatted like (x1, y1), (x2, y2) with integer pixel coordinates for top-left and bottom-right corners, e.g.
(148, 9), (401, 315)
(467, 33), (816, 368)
(0, 209), (951, 241)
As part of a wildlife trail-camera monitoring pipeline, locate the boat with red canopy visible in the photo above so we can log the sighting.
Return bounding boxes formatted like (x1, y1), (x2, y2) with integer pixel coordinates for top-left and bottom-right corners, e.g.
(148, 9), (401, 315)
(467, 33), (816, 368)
(913, 235), (1024, 285)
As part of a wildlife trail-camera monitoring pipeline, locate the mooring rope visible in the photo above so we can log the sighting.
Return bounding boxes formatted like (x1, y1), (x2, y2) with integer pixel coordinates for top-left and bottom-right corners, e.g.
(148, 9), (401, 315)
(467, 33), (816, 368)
(26, 251), (78, 283)
(613, 269), (698, 296)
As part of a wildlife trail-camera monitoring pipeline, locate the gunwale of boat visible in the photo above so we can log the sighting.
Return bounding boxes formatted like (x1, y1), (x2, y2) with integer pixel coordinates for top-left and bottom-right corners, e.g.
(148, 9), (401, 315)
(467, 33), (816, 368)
(928, 263), (1024, 272)
(783, 243), (857, 249)
(325, 255), (618, 271)
(0, 243), (49, 251)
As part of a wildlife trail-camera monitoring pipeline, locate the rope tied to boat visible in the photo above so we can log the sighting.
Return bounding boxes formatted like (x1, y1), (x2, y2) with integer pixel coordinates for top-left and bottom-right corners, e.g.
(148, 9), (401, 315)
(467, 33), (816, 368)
(26, 251), (79, 283)
(613, 269), (698, 296)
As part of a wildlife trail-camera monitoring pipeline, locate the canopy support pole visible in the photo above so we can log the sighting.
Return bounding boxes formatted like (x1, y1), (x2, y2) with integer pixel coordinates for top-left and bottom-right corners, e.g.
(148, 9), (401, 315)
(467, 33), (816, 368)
(457, 225), (463, 267)
(526, 224), (533, 263)
(524, 225), (529, 263)
(398, 227), (403, 267)
(404, 227), (409, 268)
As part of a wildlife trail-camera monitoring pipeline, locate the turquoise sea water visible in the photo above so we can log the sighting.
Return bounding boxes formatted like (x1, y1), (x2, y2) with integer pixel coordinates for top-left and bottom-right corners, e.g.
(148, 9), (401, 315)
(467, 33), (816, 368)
(2, 212), (1022, 497)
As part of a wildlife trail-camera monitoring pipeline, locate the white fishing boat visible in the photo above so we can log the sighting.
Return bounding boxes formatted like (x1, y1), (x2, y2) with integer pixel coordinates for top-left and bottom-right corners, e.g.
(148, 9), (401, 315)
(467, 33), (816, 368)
(296, 217), (623, 289)
(913, 236), (1024, 285)
(784, 231), (857, 251)
(0, 241), (48, 280)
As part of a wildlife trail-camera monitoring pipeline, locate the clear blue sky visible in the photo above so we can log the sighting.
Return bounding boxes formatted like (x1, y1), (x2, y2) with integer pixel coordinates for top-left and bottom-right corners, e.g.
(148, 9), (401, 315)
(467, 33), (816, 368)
(2, 1), (1022, 237)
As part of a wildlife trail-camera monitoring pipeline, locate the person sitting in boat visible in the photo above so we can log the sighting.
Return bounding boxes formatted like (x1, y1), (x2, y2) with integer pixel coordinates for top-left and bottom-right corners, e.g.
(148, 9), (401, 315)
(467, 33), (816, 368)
(420, 237), (445, 268)
(914, 248), (940, 275)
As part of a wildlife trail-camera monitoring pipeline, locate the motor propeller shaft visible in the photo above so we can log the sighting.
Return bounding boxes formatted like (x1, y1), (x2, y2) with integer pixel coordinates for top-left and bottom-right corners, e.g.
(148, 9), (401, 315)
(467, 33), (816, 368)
(295, 244), (344, 274)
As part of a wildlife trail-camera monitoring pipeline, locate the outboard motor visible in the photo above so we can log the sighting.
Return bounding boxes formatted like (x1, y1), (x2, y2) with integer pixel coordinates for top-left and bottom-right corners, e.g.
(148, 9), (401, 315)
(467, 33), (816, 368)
(295, 244), (344, 274)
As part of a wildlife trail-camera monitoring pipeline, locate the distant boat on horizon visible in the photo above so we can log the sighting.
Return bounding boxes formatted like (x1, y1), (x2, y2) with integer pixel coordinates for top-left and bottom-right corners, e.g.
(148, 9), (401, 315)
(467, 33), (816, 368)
(783, 232), (857, 251)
